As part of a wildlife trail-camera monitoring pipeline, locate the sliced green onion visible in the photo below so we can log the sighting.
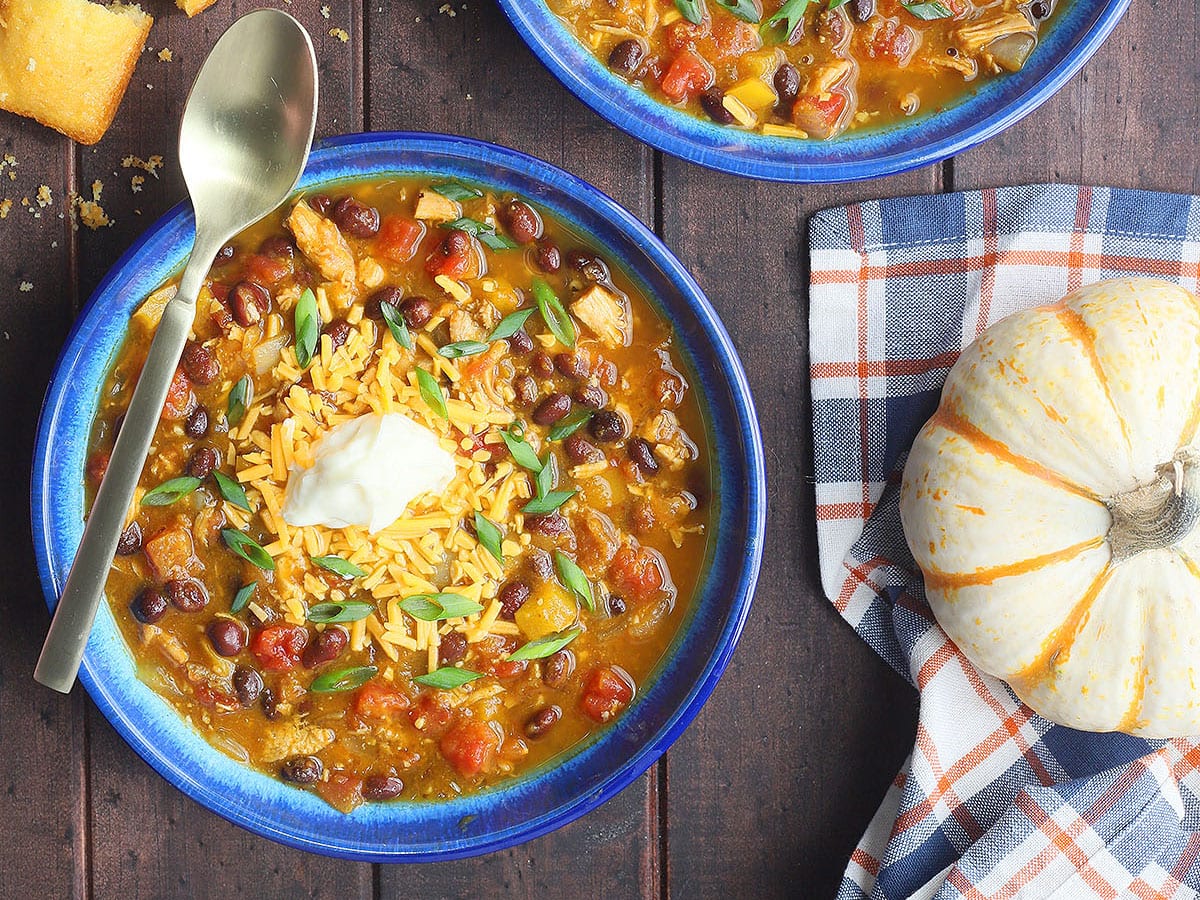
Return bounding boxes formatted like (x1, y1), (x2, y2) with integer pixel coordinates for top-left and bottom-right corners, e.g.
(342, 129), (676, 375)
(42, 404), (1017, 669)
(548, 408), (593, 441)
(307, 601), (375, 623)
(675, 0), (704, 23)
(763, 0), (811, 40)
(311, 665), (378, 693)
(532, 278), (575, 348)
(379, 300), (415, 350)
(486, 308), (536, 342)
(901, 0), (952, 18)
(211, 470), (251, 512)
(141, 476), (201, 507)
(311, 555), (367, 579)
(715, 0), (759, 22)
(506, 627), (582, 661)
(473, 512), (504, 563)
(230, 582), (255, 614)
(416, 366), (448, 419)
(227, 374), (252, 427)
(415, 666), (485, 690)
(501, 423), (544, 472)
(441, 217), (518, 251)
(438, 340), (490, 359)
(555, 550), (594, 611)
(522, 489), (576, 516)
(221, 528), (275, 570)
(294, 287), (320, 369)
(400, 593), (485, 622)
(432, 182), (482, 202)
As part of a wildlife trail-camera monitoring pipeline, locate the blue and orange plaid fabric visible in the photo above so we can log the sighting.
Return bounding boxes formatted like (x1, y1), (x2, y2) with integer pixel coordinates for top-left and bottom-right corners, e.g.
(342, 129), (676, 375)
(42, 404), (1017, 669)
(809, 184), (1200, 899)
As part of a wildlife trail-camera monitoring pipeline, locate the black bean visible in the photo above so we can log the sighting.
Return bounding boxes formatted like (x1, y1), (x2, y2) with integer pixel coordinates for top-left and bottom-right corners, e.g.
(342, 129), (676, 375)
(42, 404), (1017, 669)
(302, 628), (347, 668)
(525, 705), (561, 738)
(185, 407), (209, 439)
(166, 579), (208, 613)
(207, 618), (247, 657)
(533, 392), (571, 425)
(564, 434), (603, 465)
(213, 244), (236, 265)
(130, 586), (168, 624)
(848, 0), (874, 22)
(527, 548), (555, 582)
(774, 63), (801, 104)
(700, 87), (736, 125)
(116, 521), (142, 556)
(308, 194), (333, 215)
(180, 343), (219, 385)
(608, 39), (645, 76)
(330, 196), (380, 237)
(228, 281), (270, 327)
(186, 446), (219, 479)
(232, 666), (263, 707)
(628, 438), (660, 475)
(554, 352), (588, 380)
(608, 595), (627, 616)
(573, 384), (607, 409)
(534, 241), (561, 273)
(439, 631), (468, 665)
(589, 409), (626, 443)
(508, 329), (534, 355)
(542, 650), (574, 687)
(261, 687), (280, 720)
(501, 200), (541, 244)
(513, 374), (538, 407)
(280, 756), (323, 784)
(1029, 0), (1050, 19)
(442, 229), (469, 258)
(526, 513), (569, 537)
(498, 581), (531, 619)
(567, 250), (609, 283)
(364, 286), (403, 320)
(532, 352), (555, 379)
(400, 296), (434, 330)
(362, 775), (405, 801)
(324, 319), (352, 350)
(259, 235), (296, 260)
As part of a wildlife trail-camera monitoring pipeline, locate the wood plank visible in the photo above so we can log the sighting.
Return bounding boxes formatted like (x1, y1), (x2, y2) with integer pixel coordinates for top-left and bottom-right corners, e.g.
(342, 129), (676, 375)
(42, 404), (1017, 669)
(656, 164), (938, 898)
(0, 121), (87, 899)
(70, 8), (371, 896)
(369, 2), (660, 896)
(952, 4), (1199, 193)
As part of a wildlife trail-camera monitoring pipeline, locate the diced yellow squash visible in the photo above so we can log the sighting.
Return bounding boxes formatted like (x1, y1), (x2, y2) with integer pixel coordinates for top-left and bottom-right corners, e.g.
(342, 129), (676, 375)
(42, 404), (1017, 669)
(414, 190), (461, 222)
(738, 49), (780, 81)
(728, 77), (778, 111)
(514, 585), (577, 640)
(722, 94), (756, 128)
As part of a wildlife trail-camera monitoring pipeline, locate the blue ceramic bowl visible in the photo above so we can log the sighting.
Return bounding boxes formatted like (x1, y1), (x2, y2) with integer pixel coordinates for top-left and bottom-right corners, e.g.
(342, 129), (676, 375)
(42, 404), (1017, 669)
(497, 0), (1130, 182)
(31, 132), (766, 861)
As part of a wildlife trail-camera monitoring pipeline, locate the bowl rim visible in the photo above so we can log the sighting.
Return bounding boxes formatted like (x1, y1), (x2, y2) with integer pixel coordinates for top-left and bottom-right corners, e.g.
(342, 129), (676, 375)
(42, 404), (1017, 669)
(495, 0), (1131, 183)
(30, 131), (767, 861)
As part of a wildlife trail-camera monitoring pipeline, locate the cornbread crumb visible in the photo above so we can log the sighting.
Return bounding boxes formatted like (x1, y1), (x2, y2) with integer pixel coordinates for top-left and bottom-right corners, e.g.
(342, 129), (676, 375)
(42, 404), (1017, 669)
(0, 199), (11, 219)
(70, 180), (112, 230)
(19, 282), (33, 292)
(122, 154), (163, 177)
(36, 185), (52, 207)
(438, 3), (456, 15)
(320, 5), (330, 17)
(329, 27), (349, 42)
(158, 48), (173, 62)
(131, 175), (145, 193)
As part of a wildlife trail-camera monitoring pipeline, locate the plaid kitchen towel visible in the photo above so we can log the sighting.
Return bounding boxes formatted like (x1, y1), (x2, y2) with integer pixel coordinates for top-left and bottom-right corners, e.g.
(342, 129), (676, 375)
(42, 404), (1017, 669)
(809, 184), (1200, 900)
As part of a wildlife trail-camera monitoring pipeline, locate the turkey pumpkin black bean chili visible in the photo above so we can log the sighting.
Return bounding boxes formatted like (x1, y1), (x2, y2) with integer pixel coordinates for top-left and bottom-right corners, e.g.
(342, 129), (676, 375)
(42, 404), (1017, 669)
(550, 0), (1061, 139)
(86, 178), (709, 812)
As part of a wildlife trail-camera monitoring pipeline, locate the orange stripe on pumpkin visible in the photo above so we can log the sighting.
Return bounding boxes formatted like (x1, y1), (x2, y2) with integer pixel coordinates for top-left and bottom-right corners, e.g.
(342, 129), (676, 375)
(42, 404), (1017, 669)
(1055, 304), (1135, 459)
(1010, 562), (1113, 687)
(1116, 653), (1148, 735)
(930, 405), (1098, 502)
(923, 536), (1107, 590)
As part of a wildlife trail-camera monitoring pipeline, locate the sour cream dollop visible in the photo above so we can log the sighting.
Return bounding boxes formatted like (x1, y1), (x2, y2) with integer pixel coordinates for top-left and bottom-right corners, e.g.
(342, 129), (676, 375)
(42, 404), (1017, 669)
(282, 412), (456, 534)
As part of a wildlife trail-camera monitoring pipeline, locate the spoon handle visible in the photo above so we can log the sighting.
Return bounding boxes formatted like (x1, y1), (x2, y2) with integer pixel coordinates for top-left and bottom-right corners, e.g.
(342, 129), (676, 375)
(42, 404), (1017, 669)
(35, 244), (218, 693)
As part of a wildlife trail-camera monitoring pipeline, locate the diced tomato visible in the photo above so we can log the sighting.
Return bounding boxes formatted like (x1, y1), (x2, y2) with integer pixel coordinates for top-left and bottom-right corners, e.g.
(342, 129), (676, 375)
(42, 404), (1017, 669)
(867, 18), (917, 64)
(143, 526), (196, 581)
(424, 233), (472, 279)
(162, 368), (196, 420)
(409, 694), (455, 736)
(791, 91), (849, 140)
(192, 680), (239, 710)
(439, 720), (501, 777)
(250, 624), (309, 672)
(377, 215), (425, 263)
(353, 681), (410, 720)
(663, 19), (711, 52)
(316, 771), (364, 814)
(242, 253), (291, 286)
(580, 666), (635, 723)
(607, 543), (673, 605)
(660, 50), (713, 103)
(86, 450), (110, 486)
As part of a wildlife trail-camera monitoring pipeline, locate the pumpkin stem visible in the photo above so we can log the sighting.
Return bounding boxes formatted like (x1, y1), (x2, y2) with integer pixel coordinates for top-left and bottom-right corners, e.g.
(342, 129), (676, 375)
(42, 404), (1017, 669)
(1109, 454), (1200, 560)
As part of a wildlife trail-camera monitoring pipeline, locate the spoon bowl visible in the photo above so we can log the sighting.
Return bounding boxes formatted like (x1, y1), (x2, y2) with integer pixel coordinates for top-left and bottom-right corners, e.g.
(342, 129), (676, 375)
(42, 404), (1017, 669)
(33, 10), (318, 694)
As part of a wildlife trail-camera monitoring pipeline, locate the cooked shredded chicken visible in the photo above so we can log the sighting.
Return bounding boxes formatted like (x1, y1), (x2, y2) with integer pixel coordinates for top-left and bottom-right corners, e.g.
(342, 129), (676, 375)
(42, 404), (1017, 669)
(955, 10), (1035, 55)
(413, 189), (460, 222)
(260, 722), (336, 762)
(287, 200), (356, 290)
(570, 284), (632, 348)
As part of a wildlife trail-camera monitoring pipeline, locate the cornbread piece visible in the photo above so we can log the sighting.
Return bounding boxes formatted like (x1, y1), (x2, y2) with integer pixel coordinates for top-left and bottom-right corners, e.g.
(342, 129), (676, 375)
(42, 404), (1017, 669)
(0, 0), (152, 145)
(175, 0), (217, 16)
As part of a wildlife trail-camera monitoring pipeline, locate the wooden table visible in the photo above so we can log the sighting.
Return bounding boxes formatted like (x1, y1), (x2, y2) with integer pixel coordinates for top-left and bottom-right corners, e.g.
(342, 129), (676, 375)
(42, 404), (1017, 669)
(1, 2), (1194, 897)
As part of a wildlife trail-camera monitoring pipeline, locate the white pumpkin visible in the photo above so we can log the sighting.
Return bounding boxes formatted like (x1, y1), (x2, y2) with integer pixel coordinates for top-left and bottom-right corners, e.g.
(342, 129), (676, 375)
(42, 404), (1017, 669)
(900, 278), (1200, 738)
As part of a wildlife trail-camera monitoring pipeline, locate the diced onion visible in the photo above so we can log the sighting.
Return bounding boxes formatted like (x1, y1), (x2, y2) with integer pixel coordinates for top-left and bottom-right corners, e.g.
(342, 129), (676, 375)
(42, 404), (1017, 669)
(988, 33), (1036, 73)
(253, 332), (291, 374)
